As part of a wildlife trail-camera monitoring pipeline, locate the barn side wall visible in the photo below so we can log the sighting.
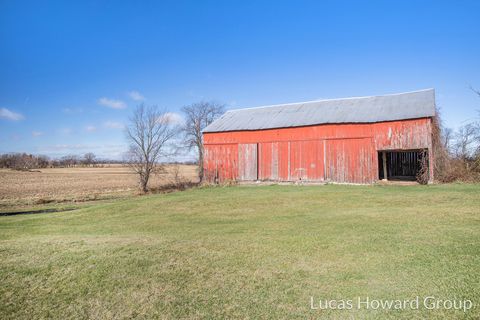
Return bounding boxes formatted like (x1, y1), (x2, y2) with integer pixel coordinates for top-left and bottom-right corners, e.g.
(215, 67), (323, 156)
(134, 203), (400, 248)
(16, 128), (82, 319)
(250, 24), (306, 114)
(203, 118), (433, 184)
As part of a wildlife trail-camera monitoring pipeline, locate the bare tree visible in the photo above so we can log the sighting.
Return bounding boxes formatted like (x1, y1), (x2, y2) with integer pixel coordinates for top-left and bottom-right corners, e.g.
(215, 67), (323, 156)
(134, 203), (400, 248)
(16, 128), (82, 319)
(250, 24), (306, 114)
(83, 152), (96, 167)
(431, 88), (480, 182)
(453, 123), (477, 160)
(125, 104), (179, 193)
(181, 101), (225, 182)
(61, 154), (80, 167)
(442, 127), (453, 151)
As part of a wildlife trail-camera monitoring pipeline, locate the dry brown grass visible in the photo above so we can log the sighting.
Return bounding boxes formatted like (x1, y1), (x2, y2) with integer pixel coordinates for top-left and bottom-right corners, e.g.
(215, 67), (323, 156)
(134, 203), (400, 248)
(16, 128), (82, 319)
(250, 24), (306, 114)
(0, 164), (198, 207)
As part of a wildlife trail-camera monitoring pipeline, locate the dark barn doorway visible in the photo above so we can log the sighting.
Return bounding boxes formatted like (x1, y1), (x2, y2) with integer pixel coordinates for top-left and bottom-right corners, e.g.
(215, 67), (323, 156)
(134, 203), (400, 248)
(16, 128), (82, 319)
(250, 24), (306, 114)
(378, 150), (428, 181)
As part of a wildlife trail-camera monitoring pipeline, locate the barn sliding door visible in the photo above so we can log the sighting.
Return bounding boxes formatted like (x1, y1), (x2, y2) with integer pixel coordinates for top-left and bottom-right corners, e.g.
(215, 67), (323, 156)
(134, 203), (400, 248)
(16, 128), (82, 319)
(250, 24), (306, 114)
(258, 142), (279, 180)
(289, 140), (324, 181)
(238, 143), (258, 180)
(324, 138), (375, 184)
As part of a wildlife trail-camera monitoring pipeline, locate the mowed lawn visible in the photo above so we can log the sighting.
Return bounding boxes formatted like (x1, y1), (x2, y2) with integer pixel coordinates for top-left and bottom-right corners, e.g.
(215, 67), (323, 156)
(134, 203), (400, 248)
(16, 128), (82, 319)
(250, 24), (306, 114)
(0, 185), (479, 319)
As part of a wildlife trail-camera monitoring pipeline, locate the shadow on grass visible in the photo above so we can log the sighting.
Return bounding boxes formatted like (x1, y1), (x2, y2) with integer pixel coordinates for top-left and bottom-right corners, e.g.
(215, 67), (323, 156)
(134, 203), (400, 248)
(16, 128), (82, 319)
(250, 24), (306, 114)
(149, 181), (200, 194)
(0, 207), (77, 217)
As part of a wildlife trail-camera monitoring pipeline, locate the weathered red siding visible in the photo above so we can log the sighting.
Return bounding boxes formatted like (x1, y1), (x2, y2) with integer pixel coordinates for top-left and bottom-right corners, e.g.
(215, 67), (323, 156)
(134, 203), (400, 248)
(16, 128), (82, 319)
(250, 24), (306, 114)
(203, 143), (238, 182)
(203, 118), (433, 184)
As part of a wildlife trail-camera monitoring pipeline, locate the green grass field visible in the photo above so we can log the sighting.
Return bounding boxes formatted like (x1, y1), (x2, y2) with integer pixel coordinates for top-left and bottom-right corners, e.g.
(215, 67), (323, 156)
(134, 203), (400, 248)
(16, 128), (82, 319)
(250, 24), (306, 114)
(1, 184), (479, 319)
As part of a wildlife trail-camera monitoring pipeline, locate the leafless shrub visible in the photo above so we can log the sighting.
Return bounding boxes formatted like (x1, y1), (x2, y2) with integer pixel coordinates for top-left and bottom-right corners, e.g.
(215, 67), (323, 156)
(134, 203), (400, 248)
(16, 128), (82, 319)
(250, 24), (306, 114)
(430, 107), (453, 182)
(416, 150), (429, 184)
(149, 166), (197, 193)
(433, 88), (480, 183)
(35, 198), (55, 205)
(170, 164), (182, 184)
(149, 181), (198, 193)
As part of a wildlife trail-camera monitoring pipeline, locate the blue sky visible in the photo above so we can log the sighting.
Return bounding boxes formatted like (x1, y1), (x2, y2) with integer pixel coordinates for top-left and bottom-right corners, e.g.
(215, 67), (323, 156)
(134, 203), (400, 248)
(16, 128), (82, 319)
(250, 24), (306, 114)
(1, 0), (479, 159)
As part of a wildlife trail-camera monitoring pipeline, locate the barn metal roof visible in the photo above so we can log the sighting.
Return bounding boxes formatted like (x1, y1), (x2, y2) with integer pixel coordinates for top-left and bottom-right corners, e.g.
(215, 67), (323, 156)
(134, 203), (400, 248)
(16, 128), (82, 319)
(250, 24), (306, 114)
(203, 89), (436, 133)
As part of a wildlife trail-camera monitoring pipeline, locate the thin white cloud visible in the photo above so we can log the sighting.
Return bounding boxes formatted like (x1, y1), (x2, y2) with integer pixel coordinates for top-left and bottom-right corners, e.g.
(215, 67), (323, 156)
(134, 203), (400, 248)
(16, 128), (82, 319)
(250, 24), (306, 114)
(32, 131), (44, 137)
(104, 121), (125, 129)
(163, 112), (184, 125)
(10, 134), (21, 141)
(63, 107), (84, 114)
(36, 144), (127, 159)
(0, 107), (24, 121)
(85, 125), (97, 132)
(98, 97), (127, 109)
(38, 144), (96, 152)
(128, 90), (145, 101)
(58, 128), (73, 135)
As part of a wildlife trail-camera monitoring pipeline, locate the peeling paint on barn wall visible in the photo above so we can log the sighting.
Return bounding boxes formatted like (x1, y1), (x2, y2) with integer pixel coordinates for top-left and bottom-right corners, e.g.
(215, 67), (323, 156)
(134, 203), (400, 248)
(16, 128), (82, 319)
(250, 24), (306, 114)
(203, 118), (434, 184)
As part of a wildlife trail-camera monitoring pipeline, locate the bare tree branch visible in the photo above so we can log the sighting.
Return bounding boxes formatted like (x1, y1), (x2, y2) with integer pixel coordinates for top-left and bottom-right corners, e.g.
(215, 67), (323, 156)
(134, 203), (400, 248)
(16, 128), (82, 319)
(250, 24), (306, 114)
(83, 152), (96, 167)
(442, 127), (453, 151)
(125, 104), (180, 192)
(453, 123), (478, 160)
(181, 101), (225, 182)
(470, 85), (480, 98)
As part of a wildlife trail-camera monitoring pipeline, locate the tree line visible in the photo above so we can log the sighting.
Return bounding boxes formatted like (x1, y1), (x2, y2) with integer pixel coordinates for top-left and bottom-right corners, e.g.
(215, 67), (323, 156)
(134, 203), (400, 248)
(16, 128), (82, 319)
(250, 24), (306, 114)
(123, 98), (480, 191)
(0, 152), (126, 170)
(0, 101), (224, 193)
(2, 97), (479, 190)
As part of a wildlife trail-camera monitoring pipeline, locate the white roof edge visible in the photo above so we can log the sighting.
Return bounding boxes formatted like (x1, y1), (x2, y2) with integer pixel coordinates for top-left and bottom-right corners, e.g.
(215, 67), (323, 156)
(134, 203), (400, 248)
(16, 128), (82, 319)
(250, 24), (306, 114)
(226, 88), (435, 113)
(203, 89), (436, 133)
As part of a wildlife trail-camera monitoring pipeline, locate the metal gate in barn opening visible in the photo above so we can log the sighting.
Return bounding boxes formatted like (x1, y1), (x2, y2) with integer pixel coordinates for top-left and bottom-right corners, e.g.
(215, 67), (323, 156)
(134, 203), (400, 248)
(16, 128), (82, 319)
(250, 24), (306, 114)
(378, 150), (428, 181)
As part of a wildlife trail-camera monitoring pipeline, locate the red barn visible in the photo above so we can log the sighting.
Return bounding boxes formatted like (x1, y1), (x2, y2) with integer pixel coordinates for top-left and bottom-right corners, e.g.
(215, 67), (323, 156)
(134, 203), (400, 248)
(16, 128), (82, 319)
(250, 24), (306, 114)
(202, 89), (436, 184)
